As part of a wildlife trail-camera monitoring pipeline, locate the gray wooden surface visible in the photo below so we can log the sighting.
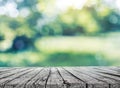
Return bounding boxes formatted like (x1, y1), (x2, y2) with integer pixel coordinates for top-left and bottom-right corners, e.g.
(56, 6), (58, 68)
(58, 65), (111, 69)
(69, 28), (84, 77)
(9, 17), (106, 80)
(0, 67), (120, 88)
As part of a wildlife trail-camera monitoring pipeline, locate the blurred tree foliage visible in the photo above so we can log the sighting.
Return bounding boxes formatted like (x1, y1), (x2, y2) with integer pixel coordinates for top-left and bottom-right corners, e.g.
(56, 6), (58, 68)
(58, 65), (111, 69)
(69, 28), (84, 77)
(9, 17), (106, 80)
(0, 0), (120, 66)
(0, 0), (120, 52)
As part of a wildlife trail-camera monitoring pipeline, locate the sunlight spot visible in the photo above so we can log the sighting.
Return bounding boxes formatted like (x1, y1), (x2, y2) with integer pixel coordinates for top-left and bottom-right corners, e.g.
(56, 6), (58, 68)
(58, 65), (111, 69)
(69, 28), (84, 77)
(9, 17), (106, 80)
(0, 6), (6, 15)
(115, 0), (120, 10)
(0, 1), (19, 17)
(19, 8), (30, 18)
(55, 0), (87, 11)
(5, 2), (19, 17)
(103, 0), (120, 10)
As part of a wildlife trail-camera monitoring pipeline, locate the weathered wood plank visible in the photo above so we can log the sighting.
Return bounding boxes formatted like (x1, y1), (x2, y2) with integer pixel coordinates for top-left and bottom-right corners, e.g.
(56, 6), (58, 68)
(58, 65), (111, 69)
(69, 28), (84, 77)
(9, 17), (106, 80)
(57, 67), (86, 88)
(63, 67), (109, 88)
(4, 68), (43, 88)
(0, 68), (29, 79)
(25, 68), (44, 88)
(90, 67), (120, 79)
(74, 67), (120, 88)
(46, 68), (63, 88)
(34, 67), (50, 88)
(0, 68), (17, 73)
(0, 68), (32, 87)
(87, 68), (120, 82)
(0, 67), (119, 88)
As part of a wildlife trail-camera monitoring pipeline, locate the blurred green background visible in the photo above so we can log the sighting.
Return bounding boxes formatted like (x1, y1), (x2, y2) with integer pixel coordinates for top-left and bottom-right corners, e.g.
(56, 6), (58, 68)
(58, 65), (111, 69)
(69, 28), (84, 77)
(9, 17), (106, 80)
(0, 0), (120, 67)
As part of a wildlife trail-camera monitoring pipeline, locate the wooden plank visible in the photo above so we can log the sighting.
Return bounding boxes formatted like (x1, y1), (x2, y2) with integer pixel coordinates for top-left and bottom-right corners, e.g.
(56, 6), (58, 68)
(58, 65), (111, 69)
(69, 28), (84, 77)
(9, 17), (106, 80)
(92, 67), (120, 74)
(90, 67), (120, 79)
(108, 67), (120, 71)
(25, 68), (44, 88)
(57, 67), (86, 88)
(74, 67), (120, 88)
(46, 67), (63, 88)
(4, 68), (43, 88)
(0, 68), (17, 73)
(89, 68), (120, 88)
(0, 68), (29, 79)
(0, 67), (27, 73)
(64, 67), (109, 88)
(34, 67), (51, 88)
(0, 68), (32, 87)
(0, 69), (16, 75)
(86, 68), (120, 82)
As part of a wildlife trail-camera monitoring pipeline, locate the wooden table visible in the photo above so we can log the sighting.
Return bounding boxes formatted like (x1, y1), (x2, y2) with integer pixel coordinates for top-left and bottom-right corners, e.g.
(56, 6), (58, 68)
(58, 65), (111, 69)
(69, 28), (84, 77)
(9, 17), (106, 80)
(0, 67), (120, 88)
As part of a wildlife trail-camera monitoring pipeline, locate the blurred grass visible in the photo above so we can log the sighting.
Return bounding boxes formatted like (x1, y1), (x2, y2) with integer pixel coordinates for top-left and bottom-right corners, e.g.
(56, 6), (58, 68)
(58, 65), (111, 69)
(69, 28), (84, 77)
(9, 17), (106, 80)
(0, 33), (120, 66)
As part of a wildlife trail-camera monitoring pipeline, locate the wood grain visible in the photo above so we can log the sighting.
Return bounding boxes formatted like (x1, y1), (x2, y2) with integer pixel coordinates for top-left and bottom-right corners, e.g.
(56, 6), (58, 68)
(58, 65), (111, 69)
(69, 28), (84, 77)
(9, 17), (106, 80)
(0, 67), (119, 88)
